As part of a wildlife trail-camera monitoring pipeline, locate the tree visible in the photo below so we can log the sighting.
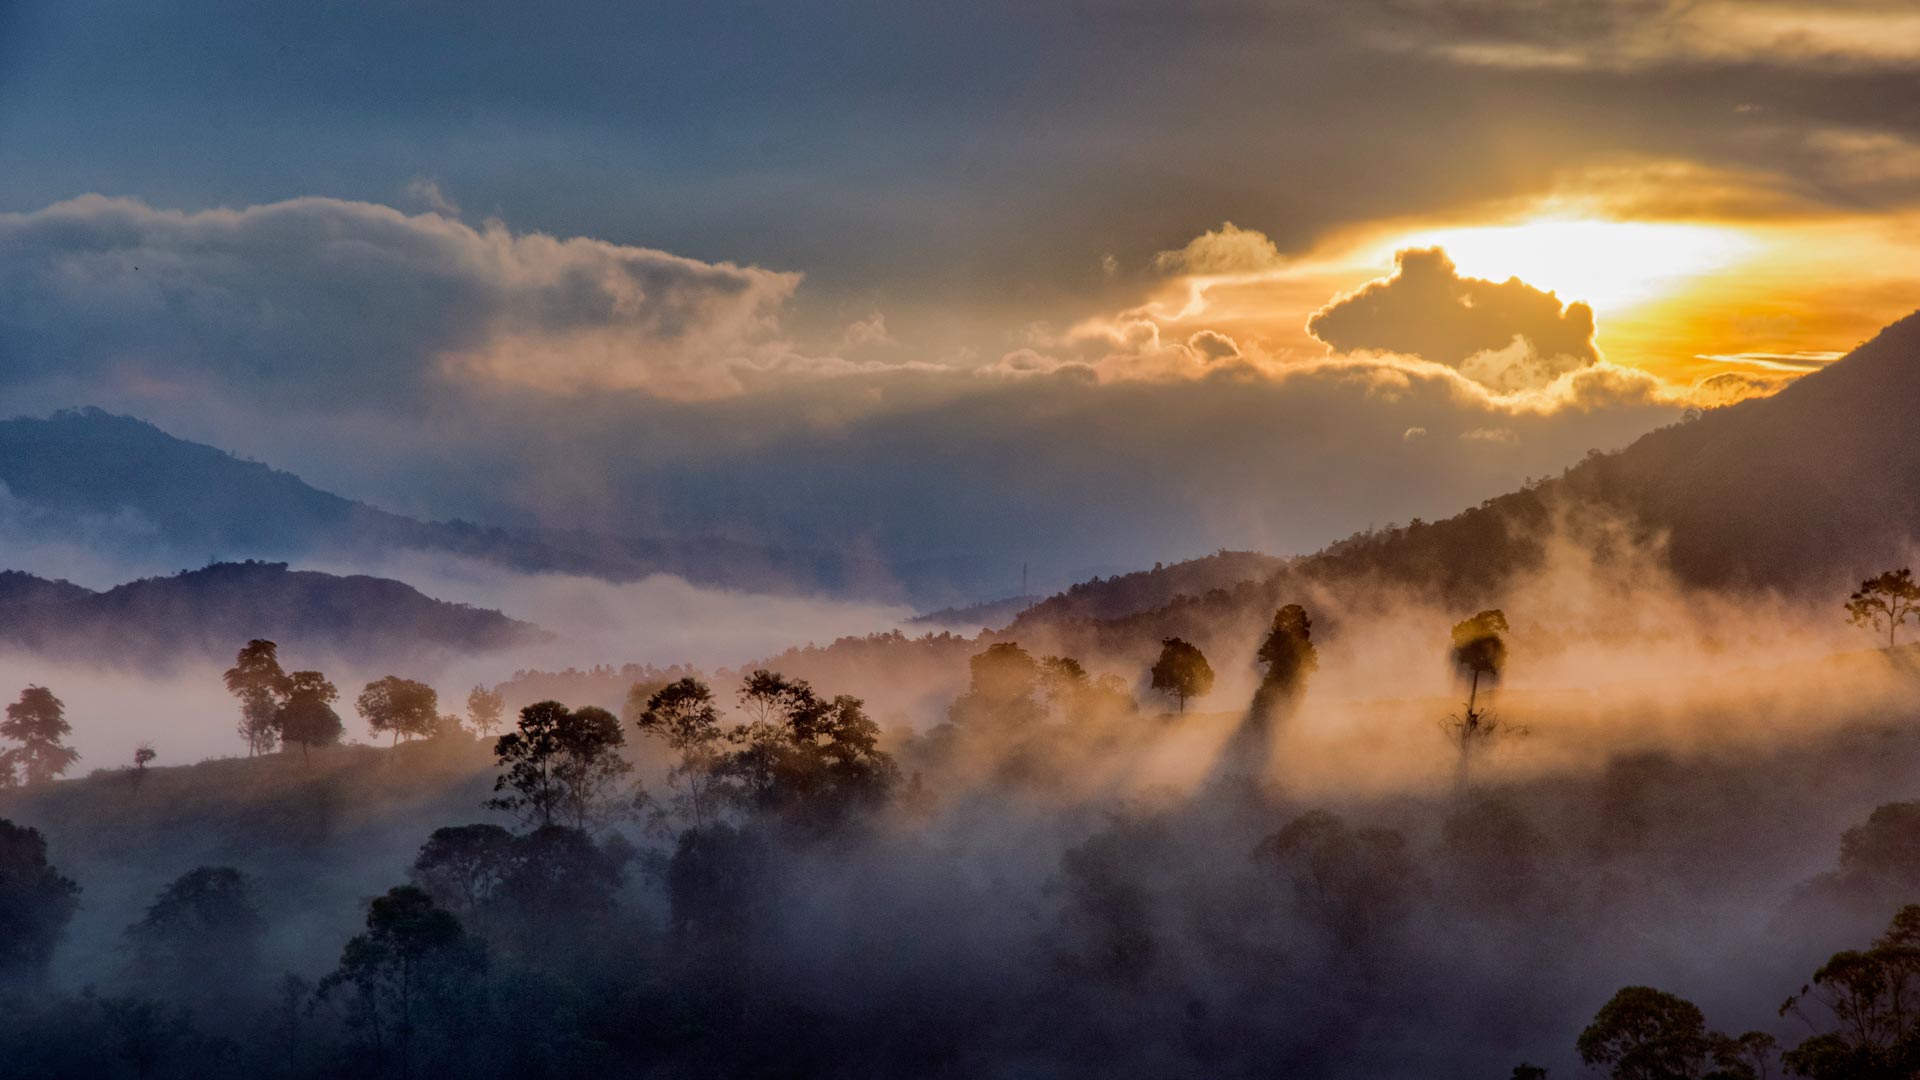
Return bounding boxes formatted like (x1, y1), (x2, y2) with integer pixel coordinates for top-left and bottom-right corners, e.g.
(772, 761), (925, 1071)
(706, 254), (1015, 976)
(1578, 985), (1772, 1080)
(224, 639), (290, 756)
(2, 686), (79, 784)
(1780, 904), (1920, 1078)
(357, 677), (441, 746)
(0, 819), (81, 984)
(132, 743), (156, 772)
(632, 679), (730, 834)
(1254, 810), (1420, 951)
(410, 824), (518, 930)
(1847, 569), (1920, 648)
(1445, 609), (1513, 794)
(317, 885), (484, 1079)
(948, 643), (1046, 729)
(465, 686), (505, 738)
(1253, 604), (1318, 719)
(123, 867), (263, 1006)
(487, 701), (634, 831)
(1149, 637), (1215, 714)
(278, 671), (344, 757)
(721, 673), (899, 834)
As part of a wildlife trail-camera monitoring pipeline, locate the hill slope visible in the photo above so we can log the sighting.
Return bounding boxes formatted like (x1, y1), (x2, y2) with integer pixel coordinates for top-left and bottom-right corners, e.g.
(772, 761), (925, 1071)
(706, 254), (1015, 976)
(0, 408), (904, 598)
(0, 561), (543, 666)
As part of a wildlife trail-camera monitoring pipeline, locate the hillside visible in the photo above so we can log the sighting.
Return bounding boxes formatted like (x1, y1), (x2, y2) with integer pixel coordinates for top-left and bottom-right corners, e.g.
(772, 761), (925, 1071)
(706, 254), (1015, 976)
(0, 561), (543, 666)
(986, 310), (1920, 660)
(0, 408), (906, 599)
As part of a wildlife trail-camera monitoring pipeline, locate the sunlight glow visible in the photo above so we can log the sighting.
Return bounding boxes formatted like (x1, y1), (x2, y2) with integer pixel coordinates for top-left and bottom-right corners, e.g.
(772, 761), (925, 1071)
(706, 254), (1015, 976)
(1388, 218), (1759, 313)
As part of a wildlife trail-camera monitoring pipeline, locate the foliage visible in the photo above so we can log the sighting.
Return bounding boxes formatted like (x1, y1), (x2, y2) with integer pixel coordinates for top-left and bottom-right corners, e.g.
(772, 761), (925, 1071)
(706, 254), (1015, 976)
(1577, 985), (1773, 1079)
(632, 679), (730, 833)
(0, 818), (80, 983)
(317, 885), (485, 1078)
(1780, 904), (1920, 1078)
(279, 670), (344, 755)
(1, 685), (79, 784)
(357, 676), (441, 745)
(123, 866), (263, 1000)
(1846, 568), (1920, 648)
(466, 685), (506, 737)
(487, 701), (634, 831)
(1149, 637), (1215, 713)
(224, 639), (290, 756)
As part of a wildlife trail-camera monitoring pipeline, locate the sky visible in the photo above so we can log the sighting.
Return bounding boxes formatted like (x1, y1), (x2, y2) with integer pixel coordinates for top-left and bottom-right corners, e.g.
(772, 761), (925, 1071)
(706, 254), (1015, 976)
(2, 0), (1918, 593)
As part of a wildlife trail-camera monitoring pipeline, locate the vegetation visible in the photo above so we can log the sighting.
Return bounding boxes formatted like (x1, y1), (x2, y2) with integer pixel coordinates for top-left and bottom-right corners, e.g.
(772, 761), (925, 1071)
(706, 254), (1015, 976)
(1, 686), (79, 785)
(1847, 567), (1920, 648)
(1149, 636), (1214, 713)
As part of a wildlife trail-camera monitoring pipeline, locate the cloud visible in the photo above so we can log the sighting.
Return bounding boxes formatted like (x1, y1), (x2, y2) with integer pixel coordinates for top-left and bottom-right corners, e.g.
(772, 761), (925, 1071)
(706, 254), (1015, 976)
(1308, 247), (1600, 392)
(1186, 329), (1243, 363)
(0, 195), (803, 403)
(1151, 222), (1285, 276)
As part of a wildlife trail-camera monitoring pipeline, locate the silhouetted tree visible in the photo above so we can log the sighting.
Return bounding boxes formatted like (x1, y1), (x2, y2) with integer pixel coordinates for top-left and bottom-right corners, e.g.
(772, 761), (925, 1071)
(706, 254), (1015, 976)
(465, 685), (505, 737)
(487, 701), (634, 831)
(1780, 904), (1920, 1078)
(132, 743), (155, 772)
(2, 686), (79, 784)
(1254, 810), (1419, 951)
(722, 672), (899, 834)
(123, 867), (263, 1009)
(224, 639), (289, 756)
(948, 642), (1046, 729)
(278, 670), (343, 758)
(1252, 603), (1318, 719)
(1149, 637), (1214, 714)
(1847, 568), (1920, 648)
(317, 885), (484, 1079)
(0, 819), (80, 984)
(1445, 609), (1513, 793)
(357, 677), (440, 746)
(1511, 1065), (1548, 1080)
(410, 824), (517, 932)
(1578, 985), (1772, 1080)
(633, 679), (730, 834)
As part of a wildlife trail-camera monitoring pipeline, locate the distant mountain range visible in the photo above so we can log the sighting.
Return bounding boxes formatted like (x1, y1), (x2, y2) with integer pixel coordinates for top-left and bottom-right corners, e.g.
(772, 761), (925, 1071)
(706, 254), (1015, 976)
(0, 561), (542, 668)
(0, 408), (926, 600)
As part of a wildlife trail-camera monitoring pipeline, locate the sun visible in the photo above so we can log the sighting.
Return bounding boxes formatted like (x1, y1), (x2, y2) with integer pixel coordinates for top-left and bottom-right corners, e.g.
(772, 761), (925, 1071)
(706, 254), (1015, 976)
(1385, 218), (1760, 313)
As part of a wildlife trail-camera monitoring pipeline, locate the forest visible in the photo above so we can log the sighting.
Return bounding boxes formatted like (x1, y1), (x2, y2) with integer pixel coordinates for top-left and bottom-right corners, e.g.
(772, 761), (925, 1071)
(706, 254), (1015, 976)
(5, 563), (1920, 1079)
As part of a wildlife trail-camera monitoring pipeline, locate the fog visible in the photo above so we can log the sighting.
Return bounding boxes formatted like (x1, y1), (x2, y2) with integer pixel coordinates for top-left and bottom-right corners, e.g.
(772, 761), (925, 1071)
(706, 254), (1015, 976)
(4, 519), (1920, 1078)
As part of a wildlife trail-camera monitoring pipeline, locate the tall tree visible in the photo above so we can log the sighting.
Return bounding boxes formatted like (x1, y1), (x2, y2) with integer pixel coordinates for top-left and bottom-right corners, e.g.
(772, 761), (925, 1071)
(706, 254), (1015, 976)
(948, 642), (1046, 729)
(318, 885), (484, 1080)
(1149, 637), (1215, 714)
(279, 671), (344, 758)
(357, 677), (441, 746)
(1780, 904), (1920, 1078)
(224, 639), (290, 756)
(1847, 568), (1920, 648)
(2, 686), (79, 784)
(0, 819), (81, 984)
(465, 686), (505, 738)
(1578, 985), (1773, 1080)
(487, 701), (634, 831)
(633, 678), (731, 835)
(123, 867), (263, 1008)
(723, 673), (899, 834)
(1253, 604), (1318, 718)
(1445, 609), (1512, 794)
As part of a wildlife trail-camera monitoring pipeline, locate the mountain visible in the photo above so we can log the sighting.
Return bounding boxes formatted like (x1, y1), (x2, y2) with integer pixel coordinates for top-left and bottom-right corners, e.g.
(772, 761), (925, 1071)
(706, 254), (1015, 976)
(0, 408), (920, 599)
(985, 309), (1920, 659)
(0, 561), (543, 667)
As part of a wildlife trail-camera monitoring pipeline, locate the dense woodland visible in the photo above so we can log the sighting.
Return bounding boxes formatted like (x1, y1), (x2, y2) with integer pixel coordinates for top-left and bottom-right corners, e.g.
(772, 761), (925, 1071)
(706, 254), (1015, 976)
(6, 570), (1920, 1078)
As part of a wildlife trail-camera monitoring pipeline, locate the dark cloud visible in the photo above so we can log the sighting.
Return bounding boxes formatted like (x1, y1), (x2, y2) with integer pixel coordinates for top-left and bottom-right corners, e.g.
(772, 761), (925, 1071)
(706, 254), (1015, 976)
(1307, 248), (1600, 392)
(0, 195), (800, 404)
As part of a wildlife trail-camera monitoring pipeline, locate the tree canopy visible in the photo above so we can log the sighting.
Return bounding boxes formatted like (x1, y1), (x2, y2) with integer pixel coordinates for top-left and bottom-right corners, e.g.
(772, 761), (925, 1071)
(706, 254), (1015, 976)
(1149, 637), (1214, 714)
